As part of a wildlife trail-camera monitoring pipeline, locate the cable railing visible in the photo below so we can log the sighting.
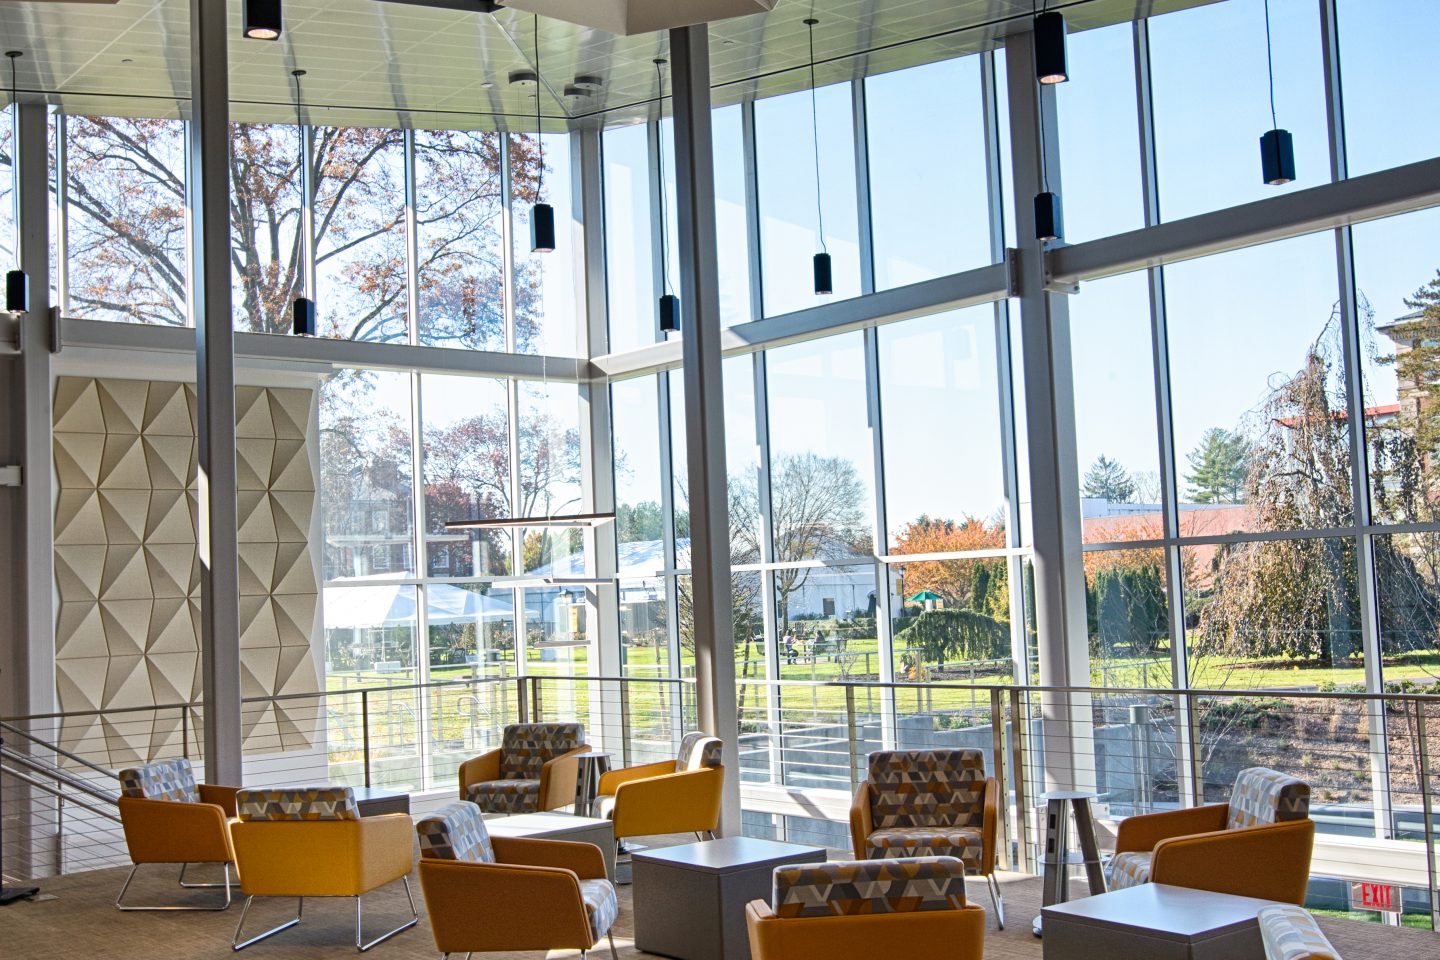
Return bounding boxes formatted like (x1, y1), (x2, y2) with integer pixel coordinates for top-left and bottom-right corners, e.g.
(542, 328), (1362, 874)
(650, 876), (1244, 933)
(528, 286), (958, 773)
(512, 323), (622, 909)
(2, 674), (1435, 928)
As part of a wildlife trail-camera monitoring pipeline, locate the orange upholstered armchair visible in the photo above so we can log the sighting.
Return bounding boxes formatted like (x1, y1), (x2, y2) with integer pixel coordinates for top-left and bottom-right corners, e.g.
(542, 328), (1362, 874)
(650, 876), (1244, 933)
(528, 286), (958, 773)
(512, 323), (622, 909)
(595, 733), (724, 843)
(416, 801), (620, 960)
(849, 749), (1004, 927)
(229, 786), (417, 951)
(1107, 767), (1314, 904)
(459, 722), (589, 814)
(115, 757), (239, 911)
(745, 857), (985, 960)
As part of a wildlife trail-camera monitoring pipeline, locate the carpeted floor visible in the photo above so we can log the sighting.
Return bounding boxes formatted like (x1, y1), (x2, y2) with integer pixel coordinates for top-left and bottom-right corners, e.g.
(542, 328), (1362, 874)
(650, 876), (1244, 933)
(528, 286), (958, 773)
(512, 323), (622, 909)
(5, 860), (1435, 960)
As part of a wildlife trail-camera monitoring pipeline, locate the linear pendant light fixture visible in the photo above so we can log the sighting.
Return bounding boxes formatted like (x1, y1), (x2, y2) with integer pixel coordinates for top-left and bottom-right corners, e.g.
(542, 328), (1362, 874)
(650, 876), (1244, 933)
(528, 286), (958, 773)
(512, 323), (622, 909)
(804, 17), (831, 296)
(4, 51), (28, 317)
(244, 0), (282, 40)
(1259, 0), (1295, 185)
(530, 15), (557, 253)
(290, 69), (316, 335)
(654, 57), (679, 333)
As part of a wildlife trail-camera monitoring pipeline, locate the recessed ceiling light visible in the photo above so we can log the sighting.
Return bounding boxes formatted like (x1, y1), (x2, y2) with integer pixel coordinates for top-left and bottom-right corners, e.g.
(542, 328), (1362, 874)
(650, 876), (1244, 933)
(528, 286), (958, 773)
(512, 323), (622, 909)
(479, 80), (495, 88)
(120, 58), (135, 64)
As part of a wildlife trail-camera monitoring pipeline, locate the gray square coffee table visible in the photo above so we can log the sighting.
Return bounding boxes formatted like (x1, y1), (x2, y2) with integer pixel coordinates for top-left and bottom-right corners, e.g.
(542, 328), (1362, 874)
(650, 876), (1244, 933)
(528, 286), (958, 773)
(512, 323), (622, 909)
(1041, 883), (1289, 960)
(632, 837), (827, 960)
(483, 811), (618, 881)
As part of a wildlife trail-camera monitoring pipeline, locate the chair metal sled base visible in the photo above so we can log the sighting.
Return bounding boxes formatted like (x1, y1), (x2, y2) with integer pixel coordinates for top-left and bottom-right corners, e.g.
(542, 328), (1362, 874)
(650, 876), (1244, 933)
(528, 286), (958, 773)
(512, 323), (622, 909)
(444, 932), (620, 960)
(116, 862), (233, 911)
(232, 877), (418, 952)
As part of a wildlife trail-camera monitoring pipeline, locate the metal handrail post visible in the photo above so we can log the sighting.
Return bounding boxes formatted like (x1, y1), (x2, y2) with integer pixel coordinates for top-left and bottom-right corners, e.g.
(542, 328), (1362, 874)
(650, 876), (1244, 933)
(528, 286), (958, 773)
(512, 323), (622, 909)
(1415, 700), (1437, 931)
(991, 687), (1011, 870)
(515, 677), (528, 726)
(619, 680), (633, 766)
(361, 690), (372, 789)
(845, 686), (859, 791)
(1009, 688), (1031, 874)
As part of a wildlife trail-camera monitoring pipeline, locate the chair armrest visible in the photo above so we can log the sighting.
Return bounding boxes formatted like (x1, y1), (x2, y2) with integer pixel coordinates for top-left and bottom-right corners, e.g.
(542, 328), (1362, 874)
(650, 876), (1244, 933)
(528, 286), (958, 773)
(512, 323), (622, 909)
(1114, 803), (1230, 853)
(1151, 819), (1315, 905)
(459, 749), (503, 798)
(539, 745), (590, 811)
(849, 782), (874, 859)
(418, 859), (595, 953)
(198, 783), (240, 817)
(597, 760), (677, 796)
(357, 814), (418, 893)
(119, 797), (232, 864)
(980, 777), (999, 872)
(493, 836), (607, 880)
(610, 767), (723, 839)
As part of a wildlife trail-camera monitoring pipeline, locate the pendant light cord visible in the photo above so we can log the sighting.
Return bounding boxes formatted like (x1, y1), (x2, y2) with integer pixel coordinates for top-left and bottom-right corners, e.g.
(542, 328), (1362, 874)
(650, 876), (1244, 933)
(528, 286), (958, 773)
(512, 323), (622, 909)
(292, 69), (307, 298)
(806, 19), (827, 255)
(655, 59), (673, 297)
(1032, 0), (1049, 193)
(534, 15), (544, 198)
(1262, 0), (1278, 130)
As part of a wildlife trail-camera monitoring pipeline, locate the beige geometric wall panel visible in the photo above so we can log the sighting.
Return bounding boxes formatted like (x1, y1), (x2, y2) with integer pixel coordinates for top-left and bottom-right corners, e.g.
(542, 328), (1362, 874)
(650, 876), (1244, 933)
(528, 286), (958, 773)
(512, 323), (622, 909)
(53, 377), (321, 767)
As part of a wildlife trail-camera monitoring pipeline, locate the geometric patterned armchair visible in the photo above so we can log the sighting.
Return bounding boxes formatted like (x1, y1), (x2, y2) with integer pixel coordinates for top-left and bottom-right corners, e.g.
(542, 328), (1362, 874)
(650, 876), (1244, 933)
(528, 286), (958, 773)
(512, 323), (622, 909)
(744, 857), (986, 960)
(228, 786), (418, 951)
(1108, 767), (1314, 905)
(595, 732), (724, 843)
(115, 757), (240, 911)
(849, 749), (1003, 928)
(416, 801), (620, 960)
(459, 722), (589, 815)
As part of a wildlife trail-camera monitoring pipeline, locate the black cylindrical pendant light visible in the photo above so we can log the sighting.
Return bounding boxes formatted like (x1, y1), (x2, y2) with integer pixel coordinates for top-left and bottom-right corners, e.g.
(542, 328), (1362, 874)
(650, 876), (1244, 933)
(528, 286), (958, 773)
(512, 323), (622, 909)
(813, 253), (833, 297)
(290, 69), (314, 334)
(1034, 192), (1063, 242)
(658, 293), (680, 333)
(1260, 128), (1295, 185)
(531, 202), (556, 253)
(6, 269), (28, 315)
(1258, 0), (1295, 186)
(4, 52), (28, 315)
(529, 17), (553, 255)
(244, 0), (282, 40)
(1034, 10), (1068, 85)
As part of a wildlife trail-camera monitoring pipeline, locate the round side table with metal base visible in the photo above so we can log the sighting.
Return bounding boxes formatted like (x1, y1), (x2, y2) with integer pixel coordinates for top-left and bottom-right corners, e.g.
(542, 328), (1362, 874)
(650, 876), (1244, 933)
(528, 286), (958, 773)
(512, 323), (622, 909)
(573, 750), (613, 818)
(1032, 790), (1107, 937)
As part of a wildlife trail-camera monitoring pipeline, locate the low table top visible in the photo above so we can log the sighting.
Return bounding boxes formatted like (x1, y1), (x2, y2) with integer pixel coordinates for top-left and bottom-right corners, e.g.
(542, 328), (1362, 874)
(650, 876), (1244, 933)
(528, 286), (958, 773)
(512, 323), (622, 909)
(1042, 884), (1288, 942)
(483, 811), (612, 833)
(632, 837), (827, 875)
(349, 786), (407, 801)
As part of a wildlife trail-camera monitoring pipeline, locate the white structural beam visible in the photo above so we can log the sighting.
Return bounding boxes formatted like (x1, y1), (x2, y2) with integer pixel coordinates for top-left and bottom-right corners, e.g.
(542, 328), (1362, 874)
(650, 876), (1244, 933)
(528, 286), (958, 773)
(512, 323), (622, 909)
(669, 23), (741, 835)
(1049, 154), (1440, 286)
(593, 258), (1013, 380)
(190, 0), (243, 784)
(1004, 29), (1093, 794)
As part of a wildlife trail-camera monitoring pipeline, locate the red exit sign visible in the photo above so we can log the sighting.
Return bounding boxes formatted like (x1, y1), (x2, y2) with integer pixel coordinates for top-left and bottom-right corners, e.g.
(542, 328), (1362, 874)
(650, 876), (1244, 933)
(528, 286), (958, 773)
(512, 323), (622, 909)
(1349, 881), (1404, 914)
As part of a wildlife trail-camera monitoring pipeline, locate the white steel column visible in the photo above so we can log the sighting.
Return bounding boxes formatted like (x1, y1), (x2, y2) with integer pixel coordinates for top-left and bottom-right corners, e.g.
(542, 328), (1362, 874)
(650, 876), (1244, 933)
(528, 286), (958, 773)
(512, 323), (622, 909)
(1319, 0), (1392, 841)
(669, 24), (741, 834)
(190, 0), (243, 783)
(1004, 29), (1093, 793)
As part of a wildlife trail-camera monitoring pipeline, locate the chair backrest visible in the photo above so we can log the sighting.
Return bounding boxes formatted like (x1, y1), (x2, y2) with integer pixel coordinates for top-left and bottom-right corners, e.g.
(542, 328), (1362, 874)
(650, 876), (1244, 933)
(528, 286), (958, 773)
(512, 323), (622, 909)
(771, 857), (967, 918)
(117, 757), (199, 803)
(499, 722), (585, 780)
(677, 733), (723, 771)
(1257, 905), (1339, 960)
(416, 801), (496, 864)
(235, 786), (361, 821)
(867, 749), (987, 829)
(1227, 768), (1310, 830)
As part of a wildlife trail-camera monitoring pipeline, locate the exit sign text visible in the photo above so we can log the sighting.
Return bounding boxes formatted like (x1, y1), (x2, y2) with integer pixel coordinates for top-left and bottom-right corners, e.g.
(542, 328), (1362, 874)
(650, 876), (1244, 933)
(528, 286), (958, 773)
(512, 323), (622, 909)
(1349, 881), (1404, 914)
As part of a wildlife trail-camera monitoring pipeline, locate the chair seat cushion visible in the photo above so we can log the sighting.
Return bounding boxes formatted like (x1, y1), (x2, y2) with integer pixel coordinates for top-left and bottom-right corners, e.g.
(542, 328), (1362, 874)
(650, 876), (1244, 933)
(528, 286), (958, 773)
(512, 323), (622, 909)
(1106, 851), (1152, 890)
(864, 827), (984, 870)
(1258, 905), (1338, 960)
(467, 779), (541, 814)
(580, 878), (619, 942)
